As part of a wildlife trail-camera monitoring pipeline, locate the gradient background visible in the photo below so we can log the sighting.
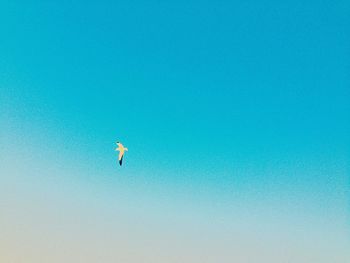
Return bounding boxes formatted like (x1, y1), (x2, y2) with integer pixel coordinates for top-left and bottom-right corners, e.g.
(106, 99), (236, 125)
(1, 1), (349, 262)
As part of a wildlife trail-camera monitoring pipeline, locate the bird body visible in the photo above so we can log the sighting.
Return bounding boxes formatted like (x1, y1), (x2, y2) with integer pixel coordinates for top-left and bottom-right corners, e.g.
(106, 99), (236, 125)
(115, 142), (128, 166)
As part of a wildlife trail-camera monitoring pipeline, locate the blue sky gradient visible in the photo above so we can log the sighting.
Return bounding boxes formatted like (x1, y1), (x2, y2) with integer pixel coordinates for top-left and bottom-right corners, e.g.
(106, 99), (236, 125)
(1, 1), (349, 262)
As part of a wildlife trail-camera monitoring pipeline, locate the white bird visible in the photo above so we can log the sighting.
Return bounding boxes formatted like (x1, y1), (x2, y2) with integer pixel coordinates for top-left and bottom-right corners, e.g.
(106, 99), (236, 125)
(115, 141), (128, 166)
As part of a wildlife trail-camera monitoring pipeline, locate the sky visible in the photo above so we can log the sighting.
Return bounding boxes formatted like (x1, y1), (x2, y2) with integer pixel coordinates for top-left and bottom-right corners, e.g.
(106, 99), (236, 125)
(0, 1), (349, 262)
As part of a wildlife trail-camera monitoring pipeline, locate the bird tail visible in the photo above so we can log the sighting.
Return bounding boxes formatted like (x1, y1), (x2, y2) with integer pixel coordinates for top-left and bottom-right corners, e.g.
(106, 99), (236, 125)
(119, 156), (123, 166)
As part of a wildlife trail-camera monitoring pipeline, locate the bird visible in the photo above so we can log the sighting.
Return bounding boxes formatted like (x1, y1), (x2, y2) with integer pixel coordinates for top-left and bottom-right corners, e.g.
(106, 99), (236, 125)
(115, 141), (128, 166)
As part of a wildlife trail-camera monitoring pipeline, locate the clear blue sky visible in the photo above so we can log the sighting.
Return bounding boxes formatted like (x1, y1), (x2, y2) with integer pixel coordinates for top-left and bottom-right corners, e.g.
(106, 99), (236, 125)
(1, 1), (349, 262)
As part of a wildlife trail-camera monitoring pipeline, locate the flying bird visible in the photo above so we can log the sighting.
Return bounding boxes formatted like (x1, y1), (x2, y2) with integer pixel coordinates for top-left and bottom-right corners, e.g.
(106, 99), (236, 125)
(115, 141), (128, 166)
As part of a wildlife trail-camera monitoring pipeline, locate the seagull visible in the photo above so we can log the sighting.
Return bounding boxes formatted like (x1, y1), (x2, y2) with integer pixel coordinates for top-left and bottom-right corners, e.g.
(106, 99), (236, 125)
(115, 141), (128, 166)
